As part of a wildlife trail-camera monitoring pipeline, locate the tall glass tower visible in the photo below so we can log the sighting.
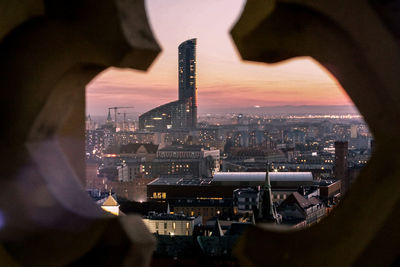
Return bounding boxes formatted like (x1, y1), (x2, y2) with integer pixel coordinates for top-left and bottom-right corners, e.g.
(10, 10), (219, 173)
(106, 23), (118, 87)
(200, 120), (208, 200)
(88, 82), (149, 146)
(139, 39), (198, 131)
(178, 38), (197, 129)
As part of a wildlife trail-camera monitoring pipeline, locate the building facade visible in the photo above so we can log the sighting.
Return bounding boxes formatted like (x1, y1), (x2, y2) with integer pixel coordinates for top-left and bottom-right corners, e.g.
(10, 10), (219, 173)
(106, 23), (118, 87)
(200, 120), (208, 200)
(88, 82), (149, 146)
(178, 38), (197, 129)
(150, 145), (220, 178)
(142, 212), (202, 236)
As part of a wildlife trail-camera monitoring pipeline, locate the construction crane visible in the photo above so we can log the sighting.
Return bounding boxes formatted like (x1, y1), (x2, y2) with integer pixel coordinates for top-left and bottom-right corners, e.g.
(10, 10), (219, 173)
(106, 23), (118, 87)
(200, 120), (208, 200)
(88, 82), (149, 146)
(108, 106), (134, 128)
(117, 111), (135, 131)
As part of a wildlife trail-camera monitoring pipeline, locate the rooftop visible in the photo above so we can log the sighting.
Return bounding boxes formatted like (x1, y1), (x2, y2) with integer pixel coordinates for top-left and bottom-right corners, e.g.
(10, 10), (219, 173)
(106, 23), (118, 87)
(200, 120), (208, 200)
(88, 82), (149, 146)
(148, 177), (212, 186)
(144, 212), (199, 221)
(280, 192), (322, 210)
(158, 145), (205, 152)
(102, 195), (119, 206)
(212, 172), (313, 182)
(120, 143), (159, 154)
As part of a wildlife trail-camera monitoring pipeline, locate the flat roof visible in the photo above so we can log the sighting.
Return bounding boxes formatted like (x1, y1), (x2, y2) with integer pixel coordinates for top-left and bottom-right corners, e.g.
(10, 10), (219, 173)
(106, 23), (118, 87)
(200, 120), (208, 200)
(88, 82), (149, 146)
(212, 172), (313, 182)
(148, 177), (212, 186)
(144, 212), (199, 221)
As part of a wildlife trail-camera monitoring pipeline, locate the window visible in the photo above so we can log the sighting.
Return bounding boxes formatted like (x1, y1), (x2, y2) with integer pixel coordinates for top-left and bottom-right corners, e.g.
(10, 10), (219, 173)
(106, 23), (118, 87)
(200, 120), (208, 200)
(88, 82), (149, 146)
(164, 222), (167, 229)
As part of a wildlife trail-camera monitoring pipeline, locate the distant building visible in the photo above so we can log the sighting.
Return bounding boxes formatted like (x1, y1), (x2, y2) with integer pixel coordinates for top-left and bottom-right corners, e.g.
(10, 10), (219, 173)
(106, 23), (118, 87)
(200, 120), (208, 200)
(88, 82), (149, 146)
(150, 145), (220, 178)
(101, 143), (159, 180)
(107, 178), (155, 202)
(147, 172), (315, 203)
(334, 141), (349, 194)
(142, 212), (202, 236)
(318, 179), (341, 204)
(85, 114), (97, 131)
(212, 172), (314, 201)
(233, 188), (260, 215)
(138, 99), (193, 131)
(178, 38), (197, 128)
(278, 192), (325, 226)
(233, 166), (282, 223)
(139, 39), (197, 131)
(118, 143), (158, 160)
(172, 199), (232, 224)
(350, 124), (358, 138)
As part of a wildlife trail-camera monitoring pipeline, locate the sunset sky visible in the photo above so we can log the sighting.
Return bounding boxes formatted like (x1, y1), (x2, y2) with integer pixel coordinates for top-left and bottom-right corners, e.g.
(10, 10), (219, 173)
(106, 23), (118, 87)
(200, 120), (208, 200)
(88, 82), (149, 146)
(86, 0), (353, 116)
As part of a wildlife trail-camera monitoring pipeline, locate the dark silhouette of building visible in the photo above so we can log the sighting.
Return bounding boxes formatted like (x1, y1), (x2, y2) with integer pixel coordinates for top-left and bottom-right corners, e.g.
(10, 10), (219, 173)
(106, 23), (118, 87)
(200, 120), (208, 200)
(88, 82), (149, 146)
(139, 39), (197, 131)
(334, 141), (349, 194)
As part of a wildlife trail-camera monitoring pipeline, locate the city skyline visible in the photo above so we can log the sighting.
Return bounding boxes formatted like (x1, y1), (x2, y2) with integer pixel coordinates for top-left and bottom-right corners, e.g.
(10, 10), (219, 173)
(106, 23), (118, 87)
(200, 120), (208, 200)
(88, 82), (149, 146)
(86, 0), (353, 116)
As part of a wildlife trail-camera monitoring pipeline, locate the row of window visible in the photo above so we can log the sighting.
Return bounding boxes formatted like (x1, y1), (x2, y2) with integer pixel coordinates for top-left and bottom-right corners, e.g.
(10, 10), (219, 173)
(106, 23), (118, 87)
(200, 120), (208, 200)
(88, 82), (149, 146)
(174, 207), (222, 217)
(153, 192), (166, 199)
(155, 222), (190, 230)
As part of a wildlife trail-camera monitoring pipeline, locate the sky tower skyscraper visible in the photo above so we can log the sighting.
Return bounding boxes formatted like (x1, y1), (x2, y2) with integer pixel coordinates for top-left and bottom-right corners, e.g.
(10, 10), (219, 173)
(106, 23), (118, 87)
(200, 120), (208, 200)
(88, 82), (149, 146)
(178, 38), (197, 128)
(139, 39), (198, 131)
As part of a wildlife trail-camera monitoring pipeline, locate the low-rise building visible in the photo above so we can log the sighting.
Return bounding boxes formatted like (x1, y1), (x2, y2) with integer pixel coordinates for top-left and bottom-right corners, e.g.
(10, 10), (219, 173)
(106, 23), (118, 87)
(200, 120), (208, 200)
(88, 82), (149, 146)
(233, 188), (260, 215)
(278, 192), (325, 226)
(172, 198), (232, 224)
(150, 145), (220, 178)
(318, 179), (341, 204)
(142, 212), (202, 236)
(147, 172), (315, 203)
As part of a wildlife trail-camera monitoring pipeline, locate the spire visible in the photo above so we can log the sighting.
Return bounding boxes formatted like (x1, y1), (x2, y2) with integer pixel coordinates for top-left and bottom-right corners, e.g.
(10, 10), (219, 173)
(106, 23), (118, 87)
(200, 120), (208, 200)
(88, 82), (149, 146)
(167, 203), (170, 214)
(251, 213), (256, 225)
(260, 162), (280, 223)
(211, 219), (224, 237)
(107, 109), (112, 122)
(265, 162), (271, 190)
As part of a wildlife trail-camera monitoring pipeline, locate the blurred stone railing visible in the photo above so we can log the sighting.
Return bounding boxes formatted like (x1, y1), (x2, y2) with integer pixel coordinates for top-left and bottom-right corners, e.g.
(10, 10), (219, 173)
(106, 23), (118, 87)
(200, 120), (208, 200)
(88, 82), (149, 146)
(231, 0), (400, 266)
(0, 0), (399, 266)
(0, 1), (160, 266)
